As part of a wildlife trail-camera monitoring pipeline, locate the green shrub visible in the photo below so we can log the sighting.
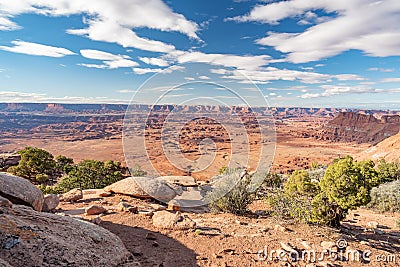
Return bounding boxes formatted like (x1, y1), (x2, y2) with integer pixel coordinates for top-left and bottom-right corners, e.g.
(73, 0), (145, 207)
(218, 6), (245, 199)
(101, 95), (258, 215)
(254, 171), (284, 199)
(218, 166), (228, 175)
(396, 218), (400, 229)
(206, 169), (254, 215)
(285, 170), (319, 196)
(130, 164), (147, 176)
(310, 162), (325, 170)
(50, 159), (124, 193)
(311, 192), (344, 227)
(8, 147), (56, 183)
(261, 172), (283, 188)
(266, 190), (313, 223)
(55, 155), (74, 174)
(35, 173), (49, 183)
(367, 180), (400, 212)
(376, 159), (400, 184)
(315, 156), (377, 227)
(37, 184), (63, 195)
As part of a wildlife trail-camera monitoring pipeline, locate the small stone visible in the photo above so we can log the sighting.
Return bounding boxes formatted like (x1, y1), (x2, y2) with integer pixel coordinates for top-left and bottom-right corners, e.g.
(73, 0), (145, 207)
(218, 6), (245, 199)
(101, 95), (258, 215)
(194, 227), (221, 236)
(146, 232), (157, 240)
(274, 224), (287, 232)
(152, 241), (159, 247)
(218, 248), (235, 254)
(92, 216), (102, 225)
(152, 210), (196, 230)
(360, 240), (370, 245)
(149, 204), (166, 211)
(98, 191), (112, 197)
(167, 200), (180, 211)
(116, 201), (133, 212)
(138, 210), (154, 217)
(85, 205), (107, 215)
(128, 206), (138, 213)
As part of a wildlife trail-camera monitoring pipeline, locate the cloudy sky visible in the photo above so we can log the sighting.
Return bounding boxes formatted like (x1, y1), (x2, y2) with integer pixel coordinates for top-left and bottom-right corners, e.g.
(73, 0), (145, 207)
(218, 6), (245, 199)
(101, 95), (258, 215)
(0, 0), (400, 109)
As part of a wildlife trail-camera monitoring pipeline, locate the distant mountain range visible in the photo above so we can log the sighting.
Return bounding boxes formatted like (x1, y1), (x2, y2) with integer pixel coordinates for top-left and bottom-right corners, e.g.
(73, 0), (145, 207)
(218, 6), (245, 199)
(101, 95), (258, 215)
(0, 102), (371, 114)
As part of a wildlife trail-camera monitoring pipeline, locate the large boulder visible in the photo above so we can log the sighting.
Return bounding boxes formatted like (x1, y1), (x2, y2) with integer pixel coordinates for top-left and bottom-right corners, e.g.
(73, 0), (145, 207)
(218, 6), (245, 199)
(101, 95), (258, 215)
(42, 194), (59, 212)
(0, 205), (140, 267)
(152, 211), (196, 230)
(0, 172), (43, 212)
(105, 177), (176, 202)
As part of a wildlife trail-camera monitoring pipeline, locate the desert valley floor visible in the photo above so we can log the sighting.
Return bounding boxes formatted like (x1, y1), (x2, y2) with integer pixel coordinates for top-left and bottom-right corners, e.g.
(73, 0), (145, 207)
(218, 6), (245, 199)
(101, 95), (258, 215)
(1, 103), (400, 267)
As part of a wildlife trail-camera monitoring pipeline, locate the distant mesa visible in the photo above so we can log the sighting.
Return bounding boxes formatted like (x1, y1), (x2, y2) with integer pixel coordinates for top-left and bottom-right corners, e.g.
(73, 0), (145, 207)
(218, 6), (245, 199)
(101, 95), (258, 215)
(45, 103), (65, 112)
(315, 111), (400, 144)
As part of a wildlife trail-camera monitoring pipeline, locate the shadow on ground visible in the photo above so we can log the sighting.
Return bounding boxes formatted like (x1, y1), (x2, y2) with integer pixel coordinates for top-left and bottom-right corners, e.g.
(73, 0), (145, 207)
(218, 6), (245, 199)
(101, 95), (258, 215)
(341, 223), (400, 254)
(101, 221), (199, 267)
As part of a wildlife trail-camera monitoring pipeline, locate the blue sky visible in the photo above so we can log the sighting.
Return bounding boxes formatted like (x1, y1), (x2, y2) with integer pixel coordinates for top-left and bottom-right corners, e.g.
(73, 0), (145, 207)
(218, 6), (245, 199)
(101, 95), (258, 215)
(0, 0), (400, 109)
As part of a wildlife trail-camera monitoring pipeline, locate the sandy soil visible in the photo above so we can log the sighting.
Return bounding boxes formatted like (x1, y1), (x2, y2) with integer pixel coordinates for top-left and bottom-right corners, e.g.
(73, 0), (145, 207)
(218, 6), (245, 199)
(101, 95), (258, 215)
(0, 128), (369, 179)
(59, 193), (400, 267)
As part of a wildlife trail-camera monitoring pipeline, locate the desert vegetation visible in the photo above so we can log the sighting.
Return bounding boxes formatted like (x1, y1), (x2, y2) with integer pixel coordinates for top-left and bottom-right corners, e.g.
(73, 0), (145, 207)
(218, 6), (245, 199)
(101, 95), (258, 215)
(5, 146), (400, 227)
(208, 156), (400, 228)
(6, 146), (146, 194)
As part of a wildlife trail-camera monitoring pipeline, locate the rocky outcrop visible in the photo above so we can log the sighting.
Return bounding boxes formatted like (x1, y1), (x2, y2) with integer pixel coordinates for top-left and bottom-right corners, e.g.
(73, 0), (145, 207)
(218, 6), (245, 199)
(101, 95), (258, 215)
(314, 112), (400, 144)
(104, 177), (176, 202)
(0, 172), (43, 211)
(0, 205), (139, 267)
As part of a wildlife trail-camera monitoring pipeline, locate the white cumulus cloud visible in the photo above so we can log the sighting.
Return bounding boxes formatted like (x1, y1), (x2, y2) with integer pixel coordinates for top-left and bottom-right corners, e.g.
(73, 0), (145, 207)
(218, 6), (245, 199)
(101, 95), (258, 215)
(139, 57), (170, 67)
(231, 0), (400, 63)
(79, 49), (138, 69)
(0, 40), (75, 57)
(0, 0), (199, 53)
(381, 77), (400, 83)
